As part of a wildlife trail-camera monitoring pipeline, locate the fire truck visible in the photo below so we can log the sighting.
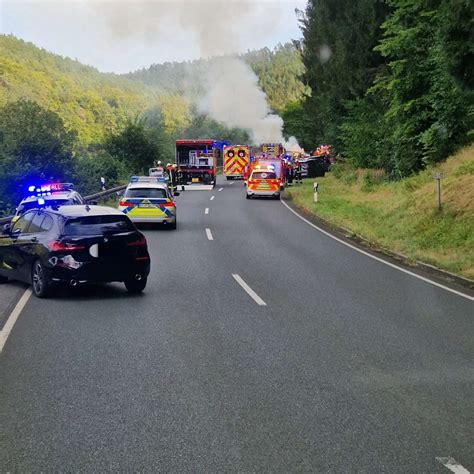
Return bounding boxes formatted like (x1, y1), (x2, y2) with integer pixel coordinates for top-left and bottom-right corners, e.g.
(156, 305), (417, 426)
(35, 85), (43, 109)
(223, 145), (250, 180)
(175, 139), (218, 189)
(261, 143), (285, 158)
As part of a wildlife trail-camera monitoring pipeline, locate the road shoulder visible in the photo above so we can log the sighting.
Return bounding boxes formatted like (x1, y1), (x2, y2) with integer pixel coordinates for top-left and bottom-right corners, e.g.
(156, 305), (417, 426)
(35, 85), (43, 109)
(282, 194), (474, 297)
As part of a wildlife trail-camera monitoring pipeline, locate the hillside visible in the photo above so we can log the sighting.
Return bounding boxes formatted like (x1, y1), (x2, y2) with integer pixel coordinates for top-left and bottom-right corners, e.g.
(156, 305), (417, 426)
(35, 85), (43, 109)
(286, 145), (474, 280)
(0, 35), (160, 146)
(0, 36), (306, 147)
(125, 43), (308, 114)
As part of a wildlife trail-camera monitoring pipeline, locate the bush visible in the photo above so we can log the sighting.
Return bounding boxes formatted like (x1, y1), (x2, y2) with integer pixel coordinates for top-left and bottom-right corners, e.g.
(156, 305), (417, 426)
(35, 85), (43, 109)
(332, 162), (358, 185)
(360, 169), (386, 192)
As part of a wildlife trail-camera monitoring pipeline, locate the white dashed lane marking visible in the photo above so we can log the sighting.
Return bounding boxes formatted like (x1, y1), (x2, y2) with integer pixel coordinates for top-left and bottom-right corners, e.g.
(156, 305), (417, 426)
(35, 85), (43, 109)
(205, 208), (209, 215)
(436, 457), (470, 474)
(232, 274), (267, 306)
(210, 196), (215, 201)
(206, 228), (214, 241)
(218, 188), (223, 192)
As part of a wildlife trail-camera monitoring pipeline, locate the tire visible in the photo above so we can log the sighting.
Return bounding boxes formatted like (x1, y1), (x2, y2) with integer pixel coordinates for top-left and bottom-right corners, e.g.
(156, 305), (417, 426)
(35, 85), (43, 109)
(246, 193), (251, 199)
(169, 220), (177, 230)
(274, 194), (281, 200)
(0, 274), (8, 284)
(124, 276), (147, 294)
(31, 259), (52, 298)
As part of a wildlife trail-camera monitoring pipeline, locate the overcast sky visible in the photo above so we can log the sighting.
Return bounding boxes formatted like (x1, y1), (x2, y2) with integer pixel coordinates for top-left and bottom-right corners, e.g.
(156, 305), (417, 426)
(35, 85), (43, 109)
(1, 0), (307, 73)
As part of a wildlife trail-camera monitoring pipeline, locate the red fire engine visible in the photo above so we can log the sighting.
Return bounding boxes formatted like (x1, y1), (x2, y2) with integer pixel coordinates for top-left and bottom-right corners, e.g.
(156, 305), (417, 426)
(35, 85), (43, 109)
(175, 139), (218, 189)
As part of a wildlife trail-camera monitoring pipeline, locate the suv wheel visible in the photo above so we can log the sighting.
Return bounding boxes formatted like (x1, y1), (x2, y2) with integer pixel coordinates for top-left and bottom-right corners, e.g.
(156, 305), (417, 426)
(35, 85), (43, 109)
(125, 276), (147, 294)
(31, 260), (51, 298)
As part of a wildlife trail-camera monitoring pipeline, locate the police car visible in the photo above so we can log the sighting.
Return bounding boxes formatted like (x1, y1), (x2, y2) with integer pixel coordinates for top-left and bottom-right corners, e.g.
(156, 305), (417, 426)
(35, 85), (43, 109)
(13, 183), (84, 223)
(118, 176), (179, 229)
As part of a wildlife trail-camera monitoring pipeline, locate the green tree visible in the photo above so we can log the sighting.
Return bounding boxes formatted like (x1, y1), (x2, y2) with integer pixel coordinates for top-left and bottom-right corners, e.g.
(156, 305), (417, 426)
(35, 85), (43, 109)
(0, 99), (76, 207)
(300, 0), (388, 149)
(374, 0), (472, 175)
(105, 118), (160, 174)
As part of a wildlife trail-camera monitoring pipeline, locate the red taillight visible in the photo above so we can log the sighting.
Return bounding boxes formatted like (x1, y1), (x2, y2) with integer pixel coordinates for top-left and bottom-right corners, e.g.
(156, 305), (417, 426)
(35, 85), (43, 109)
(48, 241), (85, 251)
(119, 200), (134, 207)
(162, 201), (175, 207)
(127, 236), (147, 247)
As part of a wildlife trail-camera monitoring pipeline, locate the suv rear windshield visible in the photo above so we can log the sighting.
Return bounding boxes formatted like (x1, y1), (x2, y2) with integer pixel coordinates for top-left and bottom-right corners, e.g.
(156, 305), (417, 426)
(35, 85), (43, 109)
(125, 188), (167, 198)
(64, 215), (135, 236)
(251, 172), (276, 179)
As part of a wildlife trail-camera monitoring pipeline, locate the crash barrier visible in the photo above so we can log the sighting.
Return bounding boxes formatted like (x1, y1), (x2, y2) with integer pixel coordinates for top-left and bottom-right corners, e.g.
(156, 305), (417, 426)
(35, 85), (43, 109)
(0, 184), (128, 225)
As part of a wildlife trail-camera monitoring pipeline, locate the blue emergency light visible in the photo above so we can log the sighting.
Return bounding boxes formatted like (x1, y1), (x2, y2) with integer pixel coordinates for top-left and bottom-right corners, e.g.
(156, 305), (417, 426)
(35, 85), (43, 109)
(27, 182), (73, 196)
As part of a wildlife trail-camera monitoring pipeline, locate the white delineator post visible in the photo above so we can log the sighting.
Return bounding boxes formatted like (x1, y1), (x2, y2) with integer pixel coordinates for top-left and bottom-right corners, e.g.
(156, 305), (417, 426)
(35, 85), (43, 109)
(313, 181), (319, 203)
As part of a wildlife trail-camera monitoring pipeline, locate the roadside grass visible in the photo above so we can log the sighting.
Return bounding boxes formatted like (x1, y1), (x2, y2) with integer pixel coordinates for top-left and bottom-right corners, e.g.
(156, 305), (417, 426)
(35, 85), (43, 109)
(286, 145), (474, 280)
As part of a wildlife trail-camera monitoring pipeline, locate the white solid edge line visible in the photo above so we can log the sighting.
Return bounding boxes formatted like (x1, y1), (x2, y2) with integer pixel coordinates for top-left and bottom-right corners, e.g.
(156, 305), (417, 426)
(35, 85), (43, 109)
(206, 228), (214, 241)
(436, 457), (470, 474)
(210, 195), (215, 201)
(281, 200), (474, 302)
(232, 274), (267, 306)
(0, 288), (33, 353)
(205, 207), (209, 215)
(218, 187), (223, 191)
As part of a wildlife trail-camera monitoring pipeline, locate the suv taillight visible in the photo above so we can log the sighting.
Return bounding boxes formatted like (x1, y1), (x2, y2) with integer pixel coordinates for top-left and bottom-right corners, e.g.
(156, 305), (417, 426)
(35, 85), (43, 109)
(48, 241), (85, 251)
(127, 236), (147, 247)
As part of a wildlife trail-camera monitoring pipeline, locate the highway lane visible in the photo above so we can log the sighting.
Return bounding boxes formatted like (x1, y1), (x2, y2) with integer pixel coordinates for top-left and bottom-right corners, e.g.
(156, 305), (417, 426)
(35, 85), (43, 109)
(0, 176), (473, 472)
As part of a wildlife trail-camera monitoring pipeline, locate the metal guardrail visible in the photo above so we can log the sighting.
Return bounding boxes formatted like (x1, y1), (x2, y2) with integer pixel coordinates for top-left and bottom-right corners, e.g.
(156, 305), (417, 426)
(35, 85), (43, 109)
(82, 184), (127, 203)
(0, 184), (127, 225)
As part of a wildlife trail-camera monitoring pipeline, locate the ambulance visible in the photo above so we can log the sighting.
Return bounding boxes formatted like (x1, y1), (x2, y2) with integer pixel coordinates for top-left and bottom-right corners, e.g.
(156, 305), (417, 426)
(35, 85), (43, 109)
(246, 164), (282, 200)
(223, 145), (250, 180)
(118, 176), (179, 229)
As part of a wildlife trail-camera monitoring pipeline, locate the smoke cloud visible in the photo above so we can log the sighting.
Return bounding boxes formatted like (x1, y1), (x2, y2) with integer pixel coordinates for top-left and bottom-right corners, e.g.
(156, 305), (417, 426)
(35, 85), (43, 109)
(96, 0), (303, 148)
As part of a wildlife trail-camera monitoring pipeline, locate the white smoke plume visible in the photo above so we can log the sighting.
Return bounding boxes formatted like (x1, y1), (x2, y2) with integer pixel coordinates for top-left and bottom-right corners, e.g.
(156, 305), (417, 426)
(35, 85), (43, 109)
(96, 0), (302, 148)
(198, 57), (285, 144)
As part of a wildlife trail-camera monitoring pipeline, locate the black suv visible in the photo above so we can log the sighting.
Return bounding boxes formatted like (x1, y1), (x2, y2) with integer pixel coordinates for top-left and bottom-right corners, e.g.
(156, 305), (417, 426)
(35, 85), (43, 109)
(0, 205), (150, 297)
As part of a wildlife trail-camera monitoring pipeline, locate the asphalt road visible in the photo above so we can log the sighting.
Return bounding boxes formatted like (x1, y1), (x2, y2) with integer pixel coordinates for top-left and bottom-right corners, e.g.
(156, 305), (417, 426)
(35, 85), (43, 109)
(1, 177), (473, 472)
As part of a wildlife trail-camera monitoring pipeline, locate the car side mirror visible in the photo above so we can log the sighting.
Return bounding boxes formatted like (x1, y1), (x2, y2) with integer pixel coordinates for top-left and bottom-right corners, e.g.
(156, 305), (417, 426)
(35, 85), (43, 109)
(2, 223), (11, 235)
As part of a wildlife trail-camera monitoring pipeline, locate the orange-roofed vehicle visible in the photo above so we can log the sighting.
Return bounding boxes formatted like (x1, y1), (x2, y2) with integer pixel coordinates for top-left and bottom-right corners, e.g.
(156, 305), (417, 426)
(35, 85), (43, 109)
(245, 164), (282, 200)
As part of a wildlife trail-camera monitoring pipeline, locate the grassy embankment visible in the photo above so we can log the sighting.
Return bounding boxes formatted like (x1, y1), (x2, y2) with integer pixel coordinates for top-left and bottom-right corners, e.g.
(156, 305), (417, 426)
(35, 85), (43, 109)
(286, 145), (474, 280)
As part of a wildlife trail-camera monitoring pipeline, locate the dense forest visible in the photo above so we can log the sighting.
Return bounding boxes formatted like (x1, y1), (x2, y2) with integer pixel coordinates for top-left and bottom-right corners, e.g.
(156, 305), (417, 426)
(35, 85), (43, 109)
(293, 0), (473, 177)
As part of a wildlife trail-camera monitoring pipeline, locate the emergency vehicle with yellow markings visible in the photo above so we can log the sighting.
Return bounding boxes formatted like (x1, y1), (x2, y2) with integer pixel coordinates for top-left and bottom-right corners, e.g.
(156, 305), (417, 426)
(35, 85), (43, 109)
(261, 143), (285, 158)
(118, 176), (179, 229)
(246, 164), (282, 200)
(223, 145), (250, 180)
